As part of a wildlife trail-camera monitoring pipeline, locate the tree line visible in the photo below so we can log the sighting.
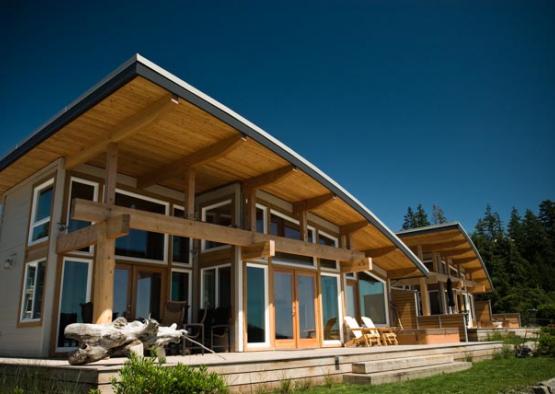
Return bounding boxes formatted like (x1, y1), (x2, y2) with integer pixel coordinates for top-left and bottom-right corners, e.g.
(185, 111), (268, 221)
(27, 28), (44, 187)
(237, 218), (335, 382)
(401, 201), (555, 324)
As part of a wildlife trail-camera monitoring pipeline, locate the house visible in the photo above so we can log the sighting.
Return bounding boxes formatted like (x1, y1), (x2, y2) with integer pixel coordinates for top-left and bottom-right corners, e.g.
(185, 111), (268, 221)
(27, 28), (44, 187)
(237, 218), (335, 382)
(390, 222), (494, 341)
(0, 55), (430, 358)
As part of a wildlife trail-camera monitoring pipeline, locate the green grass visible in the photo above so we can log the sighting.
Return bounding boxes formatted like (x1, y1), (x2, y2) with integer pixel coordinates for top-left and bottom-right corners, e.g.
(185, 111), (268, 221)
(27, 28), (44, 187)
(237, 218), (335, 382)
(301, 357), (555, 394)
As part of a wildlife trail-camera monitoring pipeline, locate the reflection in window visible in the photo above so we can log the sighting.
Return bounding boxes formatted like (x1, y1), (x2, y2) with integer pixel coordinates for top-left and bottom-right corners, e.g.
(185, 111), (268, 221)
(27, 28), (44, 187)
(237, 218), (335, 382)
(346, 282), (357, 318)
(171, 270), (190, 303)
(172, 207), (190, 264)
(135, 271), (162, 321)
(201, 265), (231, 309)
(319, 232), (338, 270)
(256, 207), (266, 233)
(29, 179), (54, 244)
(247, 266), (266, 344)
(20, 260), (46, 321)
(358, 272), (387, 325)
(202, 201), (232, 250)
(270, 212), (314, 266)
(321, 275), (340, 341)
(115, 192), (167, 260)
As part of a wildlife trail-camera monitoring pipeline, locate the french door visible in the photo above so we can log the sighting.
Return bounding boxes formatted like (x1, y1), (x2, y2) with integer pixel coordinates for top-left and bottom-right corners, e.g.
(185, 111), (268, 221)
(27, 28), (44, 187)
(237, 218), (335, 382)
(273, 268), (319, 349)
(113, 264), (166, 322)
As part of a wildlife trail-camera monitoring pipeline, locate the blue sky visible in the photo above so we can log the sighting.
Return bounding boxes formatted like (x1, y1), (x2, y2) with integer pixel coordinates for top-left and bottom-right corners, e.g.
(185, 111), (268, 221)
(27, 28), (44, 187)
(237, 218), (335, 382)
(1, 0), (553, 231)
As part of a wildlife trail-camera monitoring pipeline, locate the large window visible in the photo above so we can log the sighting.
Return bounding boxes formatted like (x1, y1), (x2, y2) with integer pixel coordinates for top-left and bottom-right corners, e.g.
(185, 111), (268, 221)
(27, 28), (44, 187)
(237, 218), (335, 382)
(321, 274), (341, 342)
(19, 259), (46, 322)
(318, 231), (339, 270)
(115, 190), (168, 261)
(57, 258), (92, 349)
(201, 265), (231, 309)
(28, 178), (54, 245)
(246, 264), (269, 346)
(358, 272), (387, 325)
(172, 206), (191, 265)
(201, 200), (233, 251)
(67, 177), (99, 253)
(171, 269), (191, 303)
(269, 210), (315, 266)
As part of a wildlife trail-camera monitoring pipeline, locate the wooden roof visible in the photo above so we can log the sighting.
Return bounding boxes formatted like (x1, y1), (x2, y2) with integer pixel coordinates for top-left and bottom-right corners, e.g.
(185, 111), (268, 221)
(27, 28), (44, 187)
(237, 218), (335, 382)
(397, 223), (493, 292)
(0, 54), (428, 274)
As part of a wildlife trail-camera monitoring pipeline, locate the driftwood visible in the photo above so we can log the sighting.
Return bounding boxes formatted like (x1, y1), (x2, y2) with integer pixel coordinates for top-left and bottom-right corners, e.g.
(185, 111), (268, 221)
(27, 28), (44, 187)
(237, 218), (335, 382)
(64, 317), (186, 365)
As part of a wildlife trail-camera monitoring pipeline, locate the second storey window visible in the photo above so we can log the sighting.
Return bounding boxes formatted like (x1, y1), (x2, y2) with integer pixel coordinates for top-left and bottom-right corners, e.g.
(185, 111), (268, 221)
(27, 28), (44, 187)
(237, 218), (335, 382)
(201, 265), (231, 309)
(201, 200), (232, 251)
(115, 190), (168, 261)
(67, 178), (99, 253)
(172, 207), (191, 265)
(28, 178), (54, 245)
(269, 210), (315, 266)
(20, 259), (46, 322)
(318, 231), (339, 270)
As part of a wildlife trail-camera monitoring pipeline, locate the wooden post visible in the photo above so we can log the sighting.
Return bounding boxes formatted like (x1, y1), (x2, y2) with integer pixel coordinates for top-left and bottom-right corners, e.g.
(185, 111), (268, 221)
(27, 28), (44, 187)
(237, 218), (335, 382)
(434, 253), (448, 314)
(184, 168), (195, 219)
(93, 144), (118, 323)
(299, 208), (308, 242)
(245, 187), (257, 231)
(417, 245), (431, 316)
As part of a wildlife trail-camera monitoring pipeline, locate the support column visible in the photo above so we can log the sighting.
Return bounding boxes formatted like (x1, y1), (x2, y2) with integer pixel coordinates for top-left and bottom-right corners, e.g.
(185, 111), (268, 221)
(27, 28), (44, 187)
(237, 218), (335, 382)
(299, 208), (308, 242)
(434, 253), (448, 314)
(417, 245), (431, 316)
(245, 187), (257, 231)
(93, 144), (118, 323)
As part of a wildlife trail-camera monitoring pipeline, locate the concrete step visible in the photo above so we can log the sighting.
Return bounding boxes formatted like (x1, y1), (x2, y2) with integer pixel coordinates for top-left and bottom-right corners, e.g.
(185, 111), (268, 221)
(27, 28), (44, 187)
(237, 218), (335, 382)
(344, 361), (472, 385)
(352, 354), (454, 374)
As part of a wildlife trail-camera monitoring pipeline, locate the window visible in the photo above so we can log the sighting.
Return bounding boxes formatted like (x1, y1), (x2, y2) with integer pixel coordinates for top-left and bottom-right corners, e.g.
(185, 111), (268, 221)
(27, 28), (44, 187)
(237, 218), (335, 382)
(345, 282), (357, 318)
(321, 274), (341, 342)
(172, 207), (191, 265)
(20, 259), (46, 322)
(57, 258), (92, 349)
(358, 272), (388, 325)
(67, 178), (99, 253)
(256, 205), (267, 233)
(115, 190), (168, 261)
(269, 210), (315, 266)
(171, 269), (191, 303)
(28, 178), (54, 245)
(246, 264), (269, 345)
(201, 200), (233, 251)
(201, 265), (231, 309)
(318, 231), (339, 270)
(429, 290), (442, 315)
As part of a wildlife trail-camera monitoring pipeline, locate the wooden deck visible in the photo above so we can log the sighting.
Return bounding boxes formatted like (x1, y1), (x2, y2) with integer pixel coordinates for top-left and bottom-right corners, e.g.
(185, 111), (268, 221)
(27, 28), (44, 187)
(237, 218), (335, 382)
(0, 342), (503, 393)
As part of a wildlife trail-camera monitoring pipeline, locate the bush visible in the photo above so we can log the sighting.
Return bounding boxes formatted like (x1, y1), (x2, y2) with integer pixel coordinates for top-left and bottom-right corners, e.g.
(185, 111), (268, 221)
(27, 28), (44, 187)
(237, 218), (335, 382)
(112, 354), (227, 394)
(537, 326), (555, 357)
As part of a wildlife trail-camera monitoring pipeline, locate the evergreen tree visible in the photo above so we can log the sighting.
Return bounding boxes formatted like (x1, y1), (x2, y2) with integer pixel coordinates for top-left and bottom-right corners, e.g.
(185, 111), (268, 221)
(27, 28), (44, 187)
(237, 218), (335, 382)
(432, 204), (447, 224)
(402, 207), (416, 230)
(414, 204), (431, 227)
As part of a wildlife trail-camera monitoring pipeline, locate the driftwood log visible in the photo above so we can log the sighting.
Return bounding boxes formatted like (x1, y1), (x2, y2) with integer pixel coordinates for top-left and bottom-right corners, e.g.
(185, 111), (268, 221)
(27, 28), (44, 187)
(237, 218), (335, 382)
(64, 317), (186, 365)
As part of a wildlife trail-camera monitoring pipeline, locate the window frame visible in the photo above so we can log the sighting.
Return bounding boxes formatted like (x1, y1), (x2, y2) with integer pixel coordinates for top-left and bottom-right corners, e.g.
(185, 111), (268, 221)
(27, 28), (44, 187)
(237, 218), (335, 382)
(55, 256), (93, 352)
(357, 270), (390, 327)
(200, 199), (233, 252)
(245, 262), (270, 348)
(19, 258), (47, 324)
(269, 209), (316, 268)
(171, 204), (193, 267)
(255, 204), (268, 234)
(200, 263), (232, 309)
(27, 178), (55, 246)
(320, 272), (344, 345)
(317, 230), (339, 271)
(65, 177), (100, 255)
(114, 189), (169, 264)
(170, 268), (193, 322)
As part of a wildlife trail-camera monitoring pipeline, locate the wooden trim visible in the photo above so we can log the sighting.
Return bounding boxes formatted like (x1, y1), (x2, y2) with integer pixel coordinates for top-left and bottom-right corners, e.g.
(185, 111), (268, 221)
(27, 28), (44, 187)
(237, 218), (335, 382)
(138, 135), (247, 189)
(65, 95), (178, 169)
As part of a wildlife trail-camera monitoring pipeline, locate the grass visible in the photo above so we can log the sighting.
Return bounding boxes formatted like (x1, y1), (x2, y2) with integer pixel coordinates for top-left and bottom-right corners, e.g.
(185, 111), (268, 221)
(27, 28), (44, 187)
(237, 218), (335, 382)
(486, 331), (534, 345)
(300, 357), (555, 394)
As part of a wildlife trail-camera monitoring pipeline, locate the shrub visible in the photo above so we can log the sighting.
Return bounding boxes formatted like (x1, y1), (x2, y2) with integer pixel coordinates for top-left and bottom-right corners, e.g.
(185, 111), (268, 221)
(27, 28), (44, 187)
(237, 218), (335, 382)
(112, 354), (227, 394)
(536, 326), (555, 357)
(493, 344), (514, 360)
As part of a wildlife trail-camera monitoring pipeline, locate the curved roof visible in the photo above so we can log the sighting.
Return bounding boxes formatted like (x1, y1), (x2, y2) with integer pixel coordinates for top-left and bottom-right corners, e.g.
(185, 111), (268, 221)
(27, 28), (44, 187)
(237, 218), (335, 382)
(0, 54), (428, 275)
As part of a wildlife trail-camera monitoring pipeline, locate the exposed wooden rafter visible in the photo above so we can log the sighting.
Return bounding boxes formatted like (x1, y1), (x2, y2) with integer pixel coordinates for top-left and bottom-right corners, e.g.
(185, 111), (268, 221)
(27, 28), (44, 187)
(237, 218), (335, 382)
(340, 220), (368, 235)
(242, 240), (275, 260)
(292, 193), (335, 214)
(138, 135), (247, 189)
(438, 247), (473, 257)
(65, 95), (178, 169)
(451, 257), (478, 265)
(243, 165), (296, 191)
(341, 257), (373, 274)
(388, 267), (422, 279)
(364, 245), (397, 258)
(419, 239), (468, 252)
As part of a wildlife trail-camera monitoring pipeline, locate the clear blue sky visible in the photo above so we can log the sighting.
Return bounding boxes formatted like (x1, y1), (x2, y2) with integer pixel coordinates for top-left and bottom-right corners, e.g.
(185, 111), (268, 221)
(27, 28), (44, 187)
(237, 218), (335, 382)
(1, 0), (554, 232)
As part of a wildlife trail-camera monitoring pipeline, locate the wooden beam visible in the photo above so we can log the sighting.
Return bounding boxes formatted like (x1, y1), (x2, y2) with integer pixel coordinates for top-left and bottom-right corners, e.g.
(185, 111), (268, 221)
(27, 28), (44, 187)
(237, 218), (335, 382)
(388, 267), (422, 279)
(417, 245), (431, 316)
(299, 208), (308, 242)
(71, 199), (366, 263)
(292, 193), (335, 214)
(56, 215), (130, 254)
(243, 165), (296, 191)
(66, 95), (177, 169)
(340, 221), (368, 235)
(184, 168), (195, 219)
(419, 239), (468, 252)
(245, 187), (257, 231)
(438, 247), (473, 257)
(138, 135), (247, 189)
(93, 225), (116, 323)
(364, 245), (397, 258)
(451, 257), (477, 265)
(104, 143), (118, 205)
(242, 240), (275, 261)
(341, 257), (372, 274)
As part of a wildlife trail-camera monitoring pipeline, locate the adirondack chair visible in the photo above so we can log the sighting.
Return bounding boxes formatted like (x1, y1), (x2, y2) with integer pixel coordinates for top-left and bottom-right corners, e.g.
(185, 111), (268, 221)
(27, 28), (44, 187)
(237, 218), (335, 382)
(361, 316), (398, 345)
(344, 316), (381, 347)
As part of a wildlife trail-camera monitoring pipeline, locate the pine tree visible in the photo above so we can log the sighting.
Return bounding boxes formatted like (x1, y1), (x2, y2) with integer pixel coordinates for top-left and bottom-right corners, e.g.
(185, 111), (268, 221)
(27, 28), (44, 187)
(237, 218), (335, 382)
(402, 207), (416, 230)
(432, 204), (447, 224)
(414, 204), (431, 227)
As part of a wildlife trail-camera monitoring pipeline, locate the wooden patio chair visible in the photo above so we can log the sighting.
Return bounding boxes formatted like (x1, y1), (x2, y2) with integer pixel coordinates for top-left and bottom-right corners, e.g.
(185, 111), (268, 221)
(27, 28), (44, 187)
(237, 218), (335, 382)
(361, 316), (398, 345)
(344, 316), (381, 347)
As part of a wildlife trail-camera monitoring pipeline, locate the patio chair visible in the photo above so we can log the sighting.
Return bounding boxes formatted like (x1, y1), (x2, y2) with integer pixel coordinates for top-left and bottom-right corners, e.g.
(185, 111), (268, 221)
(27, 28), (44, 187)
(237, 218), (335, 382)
(361, 316), (398, 345)
(210, 306), (231, 353)
(161, 301), (188, 355)
(323, 317), (340, 340)
(344, 316), (381, 347)
(184, 308), (209, 354)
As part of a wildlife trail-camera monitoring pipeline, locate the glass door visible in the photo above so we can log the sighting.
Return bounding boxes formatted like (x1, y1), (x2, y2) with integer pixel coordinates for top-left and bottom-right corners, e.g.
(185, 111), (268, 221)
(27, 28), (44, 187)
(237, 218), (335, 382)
(134, 268), (163, 321)
(273, 270), (295, 348)
(113, 265), (132, 320)
(295, 272), (318, 348)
